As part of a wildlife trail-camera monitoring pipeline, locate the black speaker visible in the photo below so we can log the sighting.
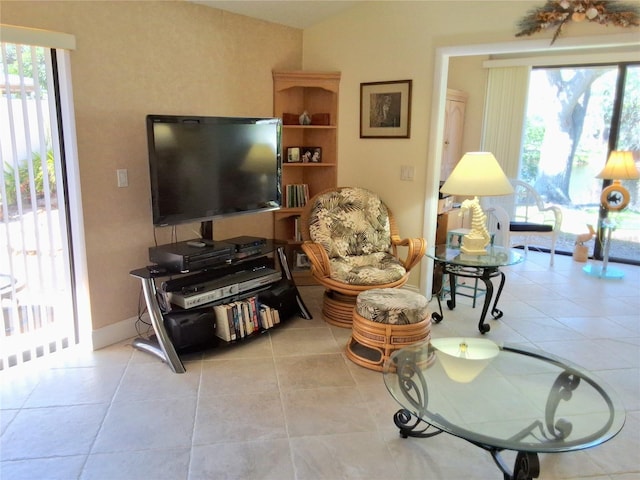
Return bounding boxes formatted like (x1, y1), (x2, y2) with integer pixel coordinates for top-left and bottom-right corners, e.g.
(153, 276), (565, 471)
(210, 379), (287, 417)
(163, 308), (216, 353)
(258, 280), (298, 320)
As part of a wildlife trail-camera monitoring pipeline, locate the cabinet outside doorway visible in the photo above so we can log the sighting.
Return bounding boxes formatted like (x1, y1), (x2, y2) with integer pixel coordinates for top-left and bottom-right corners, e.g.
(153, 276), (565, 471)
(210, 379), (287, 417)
(440, 89), (468, 181)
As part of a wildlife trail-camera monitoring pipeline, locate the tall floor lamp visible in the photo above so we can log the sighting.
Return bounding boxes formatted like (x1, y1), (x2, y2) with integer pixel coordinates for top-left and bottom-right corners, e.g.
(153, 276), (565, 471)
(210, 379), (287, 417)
(583, 151), (639, 279)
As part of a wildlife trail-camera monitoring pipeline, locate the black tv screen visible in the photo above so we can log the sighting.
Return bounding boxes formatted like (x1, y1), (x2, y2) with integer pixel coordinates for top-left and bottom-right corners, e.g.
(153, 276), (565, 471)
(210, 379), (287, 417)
(147, 115), (282, 227)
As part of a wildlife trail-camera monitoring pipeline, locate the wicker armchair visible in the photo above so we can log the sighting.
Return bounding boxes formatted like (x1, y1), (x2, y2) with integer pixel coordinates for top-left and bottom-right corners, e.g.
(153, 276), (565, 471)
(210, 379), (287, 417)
(300, 187), (426, 327)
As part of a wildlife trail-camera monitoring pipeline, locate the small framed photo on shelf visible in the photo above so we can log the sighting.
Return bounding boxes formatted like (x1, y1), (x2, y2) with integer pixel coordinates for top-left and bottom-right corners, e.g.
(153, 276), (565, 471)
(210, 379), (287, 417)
(286, 147), (301, 163)
(360, 79), (412, 138)
(301, 147), (322, 163)
(295, 251), (311, 269)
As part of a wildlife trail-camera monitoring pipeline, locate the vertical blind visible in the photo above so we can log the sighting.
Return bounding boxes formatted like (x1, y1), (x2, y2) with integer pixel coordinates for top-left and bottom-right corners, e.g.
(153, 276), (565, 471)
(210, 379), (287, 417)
(1, 39), (75, 369)
(481, 66), (531, 179)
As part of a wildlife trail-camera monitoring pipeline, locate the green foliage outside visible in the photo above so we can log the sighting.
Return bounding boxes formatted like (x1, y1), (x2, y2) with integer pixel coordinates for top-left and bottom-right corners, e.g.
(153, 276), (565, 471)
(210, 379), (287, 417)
(2, 149), (56, 206)
(2, 44), (48, 97)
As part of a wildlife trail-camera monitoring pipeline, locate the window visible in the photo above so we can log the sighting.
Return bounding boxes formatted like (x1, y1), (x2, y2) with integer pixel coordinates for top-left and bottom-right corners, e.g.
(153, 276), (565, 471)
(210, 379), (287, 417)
(520, 63), (639, 264)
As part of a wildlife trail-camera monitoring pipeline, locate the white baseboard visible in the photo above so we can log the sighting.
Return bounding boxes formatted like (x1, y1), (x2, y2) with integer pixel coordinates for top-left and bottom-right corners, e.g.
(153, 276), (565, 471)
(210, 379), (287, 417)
(91, 314), (144, 350)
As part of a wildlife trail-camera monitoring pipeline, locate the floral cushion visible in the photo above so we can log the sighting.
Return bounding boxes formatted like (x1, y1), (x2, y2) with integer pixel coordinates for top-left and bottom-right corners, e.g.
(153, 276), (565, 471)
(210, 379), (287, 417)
(356, 288), (429, 325)
(330, 253), (406, 285)
(308, 187), (407, 285)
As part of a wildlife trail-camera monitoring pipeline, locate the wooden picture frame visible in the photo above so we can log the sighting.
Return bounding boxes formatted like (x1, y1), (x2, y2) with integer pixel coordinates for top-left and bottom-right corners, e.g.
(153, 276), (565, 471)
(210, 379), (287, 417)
(286, 147), (301, 163)
(301, 147), (322, 163)
(360, 79), (412, 138)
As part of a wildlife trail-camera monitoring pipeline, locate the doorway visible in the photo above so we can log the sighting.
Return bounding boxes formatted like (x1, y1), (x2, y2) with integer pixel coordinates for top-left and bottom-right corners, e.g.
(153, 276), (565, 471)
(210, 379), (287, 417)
(1, 42), (79, 369)
(421, 33), (640, 295)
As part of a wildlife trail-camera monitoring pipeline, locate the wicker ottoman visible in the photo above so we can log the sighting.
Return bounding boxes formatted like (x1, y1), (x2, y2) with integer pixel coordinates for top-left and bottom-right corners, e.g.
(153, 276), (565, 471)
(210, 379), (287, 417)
(345, 288), (431, 372)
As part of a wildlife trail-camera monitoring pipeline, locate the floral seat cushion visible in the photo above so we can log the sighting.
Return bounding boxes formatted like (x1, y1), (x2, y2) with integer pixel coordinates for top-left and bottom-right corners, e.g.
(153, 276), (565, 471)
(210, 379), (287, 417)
(356, 288), (429, 325)
(308, 187), (407, 285)
(330, 253), (406, 285)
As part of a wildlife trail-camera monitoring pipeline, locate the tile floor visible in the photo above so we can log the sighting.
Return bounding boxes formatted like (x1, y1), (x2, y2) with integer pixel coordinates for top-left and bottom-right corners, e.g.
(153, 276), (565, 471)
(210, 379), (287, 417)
(1, 251), (639, 479)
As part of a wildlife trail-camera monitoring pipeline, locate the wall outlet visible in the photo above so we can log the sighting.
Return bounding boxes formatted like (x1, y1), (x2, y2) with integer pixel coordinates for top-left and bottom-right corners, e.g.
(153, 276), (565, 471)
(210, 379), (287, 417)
(117, 169), (128, 187)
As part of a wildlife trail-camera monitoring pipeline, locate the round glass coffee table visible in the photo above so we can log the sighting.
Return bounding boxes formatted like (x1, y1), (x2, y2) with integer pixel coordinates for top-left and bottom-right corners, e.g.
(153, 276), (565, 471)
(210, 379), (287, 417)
(383, 339), (625, 480)
(427, 245), (523, 333)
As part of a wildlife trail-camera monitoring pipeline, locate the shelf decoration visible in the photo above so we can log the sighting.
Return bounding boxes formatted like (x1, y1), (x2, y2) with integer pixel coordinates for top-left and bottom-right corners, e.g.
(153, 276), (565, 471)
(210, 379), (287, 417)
(515, 1), (640, 45)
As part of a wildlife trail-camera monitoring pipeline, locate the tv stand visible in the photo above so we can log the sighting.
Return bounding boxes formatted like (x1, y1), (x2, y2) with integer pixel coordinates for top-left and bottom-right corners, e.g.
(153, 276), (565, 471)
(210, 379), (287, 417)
(130, 241), (311, 373)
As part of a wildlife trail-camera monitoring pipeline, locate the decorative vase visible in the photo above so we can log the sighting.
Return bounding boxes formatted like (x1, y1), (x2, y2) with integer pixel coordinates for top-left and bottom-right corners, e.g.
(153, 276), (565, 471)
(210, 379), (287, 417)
(299, 111), (311, 125)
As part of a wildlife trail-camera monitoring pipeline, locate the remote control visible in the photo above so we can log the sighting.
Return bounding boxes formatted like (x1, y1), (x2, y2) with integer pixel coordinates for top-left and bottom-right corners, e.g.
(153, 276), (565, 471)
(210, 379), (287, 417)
(186, 240), (206, 248)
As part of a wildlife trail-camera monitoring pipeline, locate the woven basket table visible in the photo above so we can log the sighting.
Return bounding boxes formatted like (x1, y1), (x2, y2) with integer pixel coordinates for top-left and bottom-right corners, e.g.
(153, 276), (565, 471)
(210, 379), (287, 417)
(345, 288), (431, 372)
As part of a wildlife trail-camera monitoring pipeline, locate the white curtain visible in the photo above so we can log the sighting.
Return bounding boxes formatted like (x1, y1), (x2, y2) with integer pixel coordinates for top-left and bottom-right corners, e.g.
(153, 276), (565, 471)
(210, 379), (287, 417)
(481, 66), (530, 179)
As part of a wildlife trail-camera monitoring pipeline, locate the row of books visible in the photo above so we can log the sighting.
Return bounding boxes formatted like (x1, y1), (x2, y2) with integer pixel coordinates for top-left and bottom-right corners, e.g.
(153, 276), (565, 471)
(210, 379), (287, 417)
(285, 184), (309, 208)
(212, 296), (280, 342)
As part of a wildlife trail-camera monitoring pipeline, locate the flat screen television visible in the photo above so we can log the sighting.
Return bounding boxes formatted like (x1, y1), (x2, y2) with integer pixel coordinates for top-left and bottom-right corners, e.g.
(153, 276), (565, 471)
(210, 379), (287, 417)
(146, 114), (282, 228)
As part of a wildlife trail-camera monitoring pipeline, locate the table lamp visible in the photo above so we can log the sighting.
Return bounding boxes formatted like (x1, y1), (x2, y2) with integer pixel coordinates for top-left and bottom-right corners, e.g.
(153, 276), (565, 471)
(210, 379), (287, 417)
(431, 337), (499, 383)
(440, 152), (514, 255)
(584, 150), (639, 279)
(596, 150), (639, 212)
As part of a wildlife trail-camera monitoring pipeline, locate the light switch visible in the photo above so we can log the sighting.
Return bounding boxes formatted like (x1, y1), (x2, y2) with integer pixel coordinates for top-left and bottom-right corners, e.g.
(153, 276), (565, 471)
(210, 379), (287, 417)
(400, 165), (414, 181)
(117, 169), (128, 187)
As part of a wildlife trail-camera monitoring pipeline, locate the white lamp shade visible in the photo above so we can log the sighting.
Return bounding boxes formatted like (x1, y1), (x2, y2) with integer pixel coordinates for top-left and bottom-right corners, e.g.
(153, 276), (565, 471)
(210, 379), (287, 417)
(431, 337), (499, 383)
(440, 152), (514, 197)
(596, 151), (640, 180)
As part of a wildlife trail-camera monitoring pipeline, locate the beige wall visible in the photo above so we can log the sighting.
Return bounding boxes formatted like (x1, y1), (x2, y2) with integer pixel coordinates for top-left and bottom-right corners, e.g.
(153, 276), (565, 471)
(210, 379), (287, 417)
(2, 1), (302, 338)
(302, 0), (638, 288)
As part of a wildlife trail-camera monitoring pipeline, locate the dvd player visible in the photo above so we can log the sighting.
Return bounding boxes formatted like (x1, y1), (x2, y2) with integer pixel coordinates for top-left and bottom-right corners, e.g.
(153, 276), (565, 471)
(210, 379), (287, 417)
(168, 267), (282, 309)
(224, 235), (268, 258)
(149, 240), (235, 272)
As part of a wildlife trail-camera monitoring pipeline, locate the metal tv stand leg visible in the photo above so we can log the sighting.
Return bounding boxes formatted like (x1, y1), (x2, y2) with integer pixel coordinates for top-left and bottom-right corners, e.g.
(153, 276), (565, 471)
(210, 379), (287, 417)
(276, 246), (312, 320)
(132, 277), (185, 374)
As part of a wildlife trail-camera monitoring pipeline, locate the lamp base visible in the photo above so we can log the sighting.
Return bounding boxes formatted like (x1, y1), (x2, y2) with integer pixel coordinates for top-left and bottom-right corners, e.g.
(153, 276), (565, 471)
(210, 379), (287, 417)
(460, 235), (488, 256)
(583, 264), (625, 280)
(458, 197), (491, 256)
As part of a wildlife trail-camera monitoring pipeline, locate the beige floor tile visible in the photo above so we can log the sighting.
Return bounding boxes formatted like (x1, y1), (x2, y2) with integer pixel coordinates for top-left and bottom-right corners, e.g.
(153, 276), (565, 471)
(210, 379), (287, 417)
(193, 391), (287, 444)
(81, 448), (190, 480)
(2, 404), (108, 459)
(290, 431), (398, 479)
(200, 357), (279, 396)
(1, 455), (86, 480)
(92, 397), (196, 453)
(275, 353), (355, 391)
(190, 439), (295, 480)
(281, 386), (376, 437)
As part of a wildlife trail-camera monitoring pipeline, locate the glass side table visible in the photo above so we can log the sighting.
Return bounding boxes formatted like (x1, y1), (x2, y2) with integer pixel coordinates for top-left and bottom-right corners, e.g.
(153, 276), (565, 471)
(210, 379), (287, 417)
(427, 245), (523, 334)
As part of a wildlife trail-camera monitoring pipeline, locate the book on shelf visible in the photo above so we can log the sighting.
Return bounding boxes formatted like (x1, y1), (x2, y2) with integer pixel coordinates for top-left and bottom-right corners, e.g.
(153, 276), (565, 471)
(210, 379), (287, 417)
(213, 304), (235, 342)
(213, 296), (283, 342)
(293, 216), (303, 242)
(285, 184), (309, 208)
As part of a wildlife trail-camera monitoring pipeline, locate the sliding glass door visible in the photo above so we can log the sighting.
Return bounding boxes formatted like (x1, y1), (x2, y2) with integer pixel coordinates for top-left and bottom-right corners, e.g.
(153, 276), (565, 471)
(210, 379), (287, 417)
(521, 63), (639, 263)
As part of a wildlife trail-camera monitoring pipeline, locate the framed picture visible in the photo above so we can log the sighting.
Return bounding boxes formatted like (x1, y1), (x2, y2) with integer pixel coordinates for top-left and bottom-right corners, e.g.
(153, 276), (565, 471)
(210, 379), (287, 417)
(295, 251), (310, 269)
(301, 147), (322, 163)
(286, 147), (301, 163)
(360, 79), (412, 138)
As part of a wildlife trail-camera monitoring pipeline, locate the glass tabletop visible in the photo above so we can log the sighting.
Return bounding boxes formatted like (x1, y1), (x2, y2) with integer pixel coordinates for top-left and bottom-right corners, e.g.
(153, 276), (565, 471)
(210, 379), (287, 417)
(426, 245), (523, 268)
(383, 339), (625, 453)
